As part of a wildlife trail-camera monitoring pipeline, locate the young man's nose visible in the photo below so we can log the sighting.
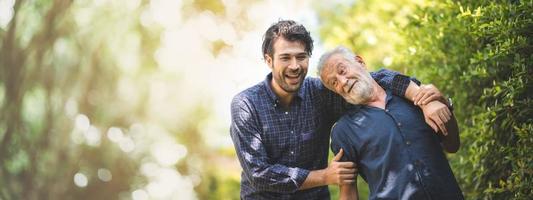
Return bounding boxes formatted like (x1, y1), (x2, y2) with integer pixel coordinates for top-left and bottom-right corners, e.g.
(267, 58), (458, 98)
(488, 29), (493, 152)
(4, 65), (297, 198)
(288, 58), (300, 70)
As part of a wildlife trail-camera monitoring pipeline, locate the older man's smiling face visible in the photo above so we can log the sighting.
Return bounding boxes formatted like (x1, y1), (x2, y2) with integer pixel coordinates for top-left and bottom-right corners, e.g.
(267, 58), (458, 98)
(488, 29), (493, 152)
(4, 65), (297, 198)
(320, 54), (375, 105)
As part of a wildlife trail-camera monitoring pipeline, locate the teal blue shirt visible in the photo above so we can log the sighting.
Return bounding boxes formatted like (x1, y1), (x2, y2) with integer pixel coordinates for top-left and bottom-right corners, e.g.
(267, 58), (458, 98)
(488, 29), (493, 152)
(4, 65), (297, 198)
(331, 90), (463, 200)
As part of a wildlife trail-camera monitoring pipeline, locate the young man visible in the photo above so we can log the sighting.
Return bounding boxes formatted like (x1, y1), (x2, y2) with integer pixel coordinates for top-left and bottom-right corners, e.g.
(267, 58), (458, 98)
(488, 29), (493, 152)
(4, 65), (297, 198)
(230, 20), (450, 199)
(318, 46), (463, 200)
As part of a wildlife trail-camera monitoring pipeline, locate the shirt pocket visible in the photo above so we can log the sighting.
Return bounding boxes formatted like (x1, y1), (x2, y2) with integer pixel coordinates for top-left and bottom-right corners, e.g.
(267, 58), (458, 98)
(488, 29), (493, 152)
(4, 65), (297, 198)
(298, 131), (328, 163)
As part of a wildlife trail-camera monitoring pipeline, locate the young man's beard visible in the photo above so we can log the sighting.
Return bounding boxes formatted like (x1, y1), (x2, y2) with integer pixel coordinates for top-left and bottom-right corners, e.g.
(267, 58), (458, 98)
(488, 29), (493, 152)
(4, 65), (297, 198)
(342, 73), (374, 105)
(272, 63), (306, 93)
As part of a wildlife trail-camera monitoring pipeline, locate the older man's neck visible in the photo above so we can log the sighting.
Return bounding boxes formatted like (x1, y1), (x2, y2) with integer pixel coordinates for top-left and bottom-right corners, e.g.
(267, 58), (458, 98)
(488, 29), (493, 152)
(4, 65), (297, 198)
(366, 81), (387, 109)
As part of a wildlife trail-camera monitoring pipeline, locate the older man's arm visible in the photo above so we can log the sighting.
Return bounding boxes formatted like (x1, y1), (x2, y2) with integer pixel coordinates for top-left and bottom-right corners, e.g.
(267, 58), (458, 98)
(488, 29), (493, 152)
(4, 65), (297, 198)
(404, 82), (453, 134)
(339, 183), (359, 200)
(372, 69), (453, 135)
(404, 82), (461, 152)
(439, 112), (460, 153)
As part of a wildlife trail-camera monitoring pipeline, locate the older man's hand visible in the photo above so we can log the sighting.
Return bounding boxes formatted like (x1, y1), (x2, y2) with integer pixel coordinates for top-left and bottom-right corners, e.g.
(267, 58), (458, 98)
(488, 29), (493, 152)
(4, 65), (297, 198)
(420, 101), (452, 135)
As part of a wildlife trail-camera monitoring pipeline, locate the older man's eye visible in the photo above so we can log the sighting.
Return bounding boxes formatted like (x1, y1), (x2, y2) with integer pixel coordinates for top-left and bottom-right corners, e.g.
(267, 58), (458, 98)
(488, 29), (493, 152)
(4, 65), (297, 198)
(340, 68), (346, 75)
(339, 65), (347, 74)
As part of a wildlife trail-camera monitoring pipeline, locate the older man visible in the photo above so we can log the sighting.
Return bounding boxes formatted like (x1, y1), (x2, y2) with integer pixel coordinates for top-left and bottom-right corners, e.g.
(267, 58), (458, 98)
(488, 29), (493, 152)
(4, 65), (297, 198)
(318, 46), (463, 200)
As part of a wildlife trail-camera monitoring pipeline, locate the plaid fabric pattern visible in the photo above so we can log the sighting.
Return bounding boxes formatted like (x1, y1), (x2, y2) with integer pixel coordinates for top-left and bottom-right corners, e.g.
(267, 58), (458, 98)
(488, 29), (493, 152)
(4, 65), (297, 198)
(230, 69), (411, 199)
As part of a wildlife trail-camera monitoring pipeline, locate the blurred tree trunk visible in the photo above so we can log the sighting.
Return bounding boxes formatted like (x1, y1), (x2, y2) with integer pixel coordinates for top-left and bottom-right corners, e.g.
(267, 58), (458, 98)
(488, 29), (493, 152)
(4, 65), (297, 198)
(0, 0), (76, 199)
(0, 0), (26, 198)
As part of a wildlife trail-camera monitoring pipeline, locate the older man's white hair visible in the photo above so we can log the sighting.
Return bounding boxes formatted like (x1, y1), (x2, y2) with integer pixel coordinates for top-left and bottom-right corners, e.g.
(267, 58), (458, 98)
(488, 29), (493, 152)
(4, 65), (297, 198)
(316, 45), (358, 77)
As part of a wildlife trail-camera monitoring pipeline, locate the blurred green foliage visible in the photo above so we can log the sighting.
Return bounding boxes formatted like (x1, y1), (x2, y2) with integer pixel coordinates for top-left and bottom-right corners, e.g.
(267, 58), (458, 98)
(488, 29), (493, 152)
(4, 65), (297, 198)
(0, 0), (241, 199)
(320, 0), (532, 199)
(1, 0), (150, 199)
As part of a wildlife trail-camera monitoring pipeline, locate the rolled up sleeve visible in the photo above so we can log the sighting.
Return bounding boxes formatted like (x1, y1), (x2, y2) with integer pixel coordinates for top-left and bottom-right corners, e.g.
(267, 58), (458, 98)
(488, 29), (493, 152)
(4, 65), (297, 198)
(371, 68), (420, 97)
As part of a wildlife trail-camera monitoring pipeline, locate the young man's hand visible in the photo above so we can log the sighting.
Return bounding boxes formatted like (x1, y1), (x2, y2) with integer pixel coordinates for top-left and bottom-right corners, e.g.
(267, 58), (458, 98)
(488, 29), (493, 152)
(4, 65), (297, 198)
(299, 149), (358, 189)
(324, 149), (357, 185)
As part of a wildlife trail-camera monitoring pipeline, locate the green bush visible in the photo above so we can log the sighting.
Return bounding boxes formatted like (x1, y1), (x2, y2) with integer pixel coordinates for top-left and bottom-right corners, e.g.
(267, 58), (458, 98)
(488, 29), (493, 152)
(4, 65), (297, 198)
(397, 1), (533, 199)
(319, 0), (533, 199)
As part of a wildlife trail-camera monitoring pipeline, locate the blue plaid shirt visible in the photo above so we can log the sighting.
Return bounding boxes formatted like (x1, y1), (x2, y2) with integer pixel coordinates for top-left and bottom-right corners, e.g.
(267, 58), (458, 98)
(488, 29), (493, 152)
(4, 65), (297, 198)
(230, 69), (412, 199)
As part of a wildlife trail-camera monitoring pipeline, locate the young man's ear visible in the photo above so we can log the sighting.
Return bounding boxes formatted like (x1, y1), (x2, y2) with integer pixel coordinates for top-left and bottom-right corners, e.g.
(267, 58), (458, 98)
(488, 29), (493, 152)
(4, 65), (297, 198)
(265, 54), (273, 69)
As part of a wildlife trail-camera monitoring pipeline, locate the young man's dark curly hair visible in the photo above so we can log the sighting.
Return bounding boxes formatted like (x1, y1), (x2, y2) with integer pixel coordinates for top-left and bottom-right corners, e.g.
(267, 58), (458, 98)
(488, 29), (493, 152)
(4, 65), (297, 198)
(262, 20), (314, 60)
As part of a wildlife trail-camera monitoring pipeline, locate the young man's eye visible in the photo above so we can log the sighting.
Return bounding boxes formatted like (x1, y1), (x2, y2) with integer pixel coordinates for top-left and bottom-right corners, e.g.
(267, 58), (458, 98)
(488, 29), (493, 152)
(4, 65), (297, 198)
(297, 55), (307, 61)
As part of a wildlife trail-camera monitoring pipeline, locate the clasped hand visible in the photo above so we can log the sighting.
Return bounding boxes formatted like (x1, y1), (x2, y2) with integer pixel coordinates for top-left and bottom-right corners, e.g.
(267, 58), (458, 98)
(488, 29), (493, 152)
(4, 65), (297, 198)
(325, 149), (357, 185)
(413, 84), (452, 135)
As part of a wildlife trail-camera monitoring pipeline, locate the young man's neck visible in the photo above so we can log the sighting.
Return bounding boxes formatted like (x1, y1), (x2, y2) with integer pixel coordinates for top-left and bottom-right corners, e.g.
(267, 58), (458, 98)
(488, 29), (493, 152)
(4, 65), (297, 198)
(271, 79), (295, 107)
(365, 80), (387, 109)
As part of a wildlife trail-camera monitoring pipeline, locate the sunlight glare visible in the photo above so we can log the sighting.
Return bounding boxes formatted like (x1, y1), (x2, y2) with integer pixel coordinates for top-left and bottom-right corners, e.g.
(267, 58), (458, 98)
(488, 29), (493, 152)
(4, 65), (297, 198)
(107, 127), (124, 143)
(132, 189), (149, 200)
(119, 136), (136, 153)
(74, 172), (89, 188)
(151, 142), (187, 166)
(0, 0), (15, 29)
(97, 168), (112, 182)
(85, 126), (101, 146)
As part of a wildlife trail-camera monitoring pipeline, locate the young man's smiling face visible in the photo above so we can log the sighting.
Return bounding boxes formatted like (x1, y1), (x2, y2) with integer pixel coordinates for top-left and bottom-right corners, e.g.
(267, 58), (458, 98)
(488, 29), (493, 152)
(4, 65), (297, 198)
(265, 36), (309, 95)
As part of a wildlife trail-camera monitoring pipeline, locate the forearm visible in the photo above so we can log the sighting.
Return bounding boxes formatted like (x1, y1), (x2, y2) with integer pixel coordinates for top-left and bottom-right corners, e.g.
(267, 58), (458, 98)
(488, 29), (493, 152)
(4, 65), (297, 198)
(339, 183), (358, 200)
(299, 169), (326, 190)
(299, 150), (357, 190)
(371, 69), (414, 97)
(402, 80), (460, 151)
(441, 113), (460, 153)
(404, 81), (421, 102)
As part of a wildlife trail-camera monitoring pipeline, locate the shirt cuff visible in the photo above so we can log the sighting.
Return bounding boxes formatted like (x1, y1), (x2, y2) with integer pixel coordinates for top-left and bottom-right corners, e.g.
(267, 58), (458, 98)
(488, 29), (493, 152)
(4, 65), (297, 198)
(290, 167), (310, 190)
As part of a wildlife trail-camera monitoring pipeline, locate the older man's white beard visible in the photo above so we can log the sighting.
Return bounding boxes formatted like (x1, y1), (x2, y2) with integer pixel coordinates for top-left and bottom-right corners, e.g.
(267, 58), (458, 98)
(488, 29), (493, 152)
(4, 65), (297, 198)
(343, 75), (374, 105)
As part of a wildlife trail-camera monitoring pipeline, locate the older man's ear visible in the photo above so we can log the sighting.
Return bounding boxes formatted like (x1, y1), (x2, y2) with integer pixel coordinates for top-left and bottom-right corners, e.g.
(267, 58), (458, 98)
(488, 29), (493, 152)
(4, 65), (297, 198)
(355, 55), (366, 68)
